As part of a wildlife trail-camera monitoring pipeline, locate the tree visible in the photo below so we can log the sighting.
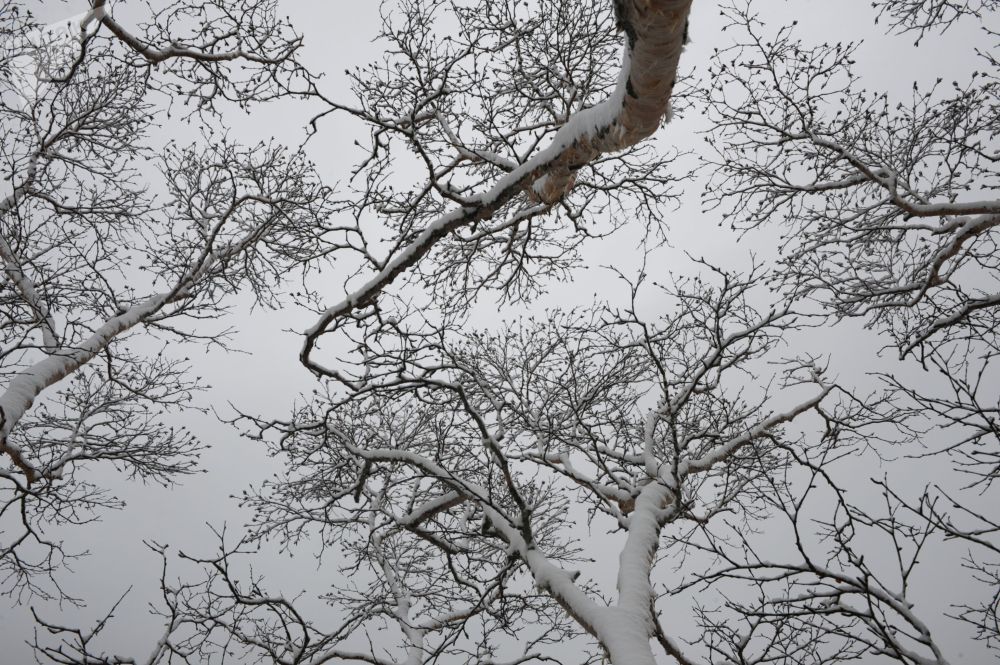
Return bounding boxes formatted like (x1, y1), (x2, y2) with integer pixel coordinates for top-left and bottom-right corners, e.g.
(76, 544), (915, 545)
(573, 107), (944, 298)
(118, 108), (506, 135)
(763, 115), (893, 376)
(298, 0), (693, 380)
(245, 265), (857, 665)
(0, 0), (691, 603)
(275, 0), (998, 661)
(27, 266), (852, 665)
(701, 3), (1000, 659)
(7, 0), (1000, 664)
(30, 268), (975, 665)
(703, 0), (1000, 359)
(0, 0), (328, 599)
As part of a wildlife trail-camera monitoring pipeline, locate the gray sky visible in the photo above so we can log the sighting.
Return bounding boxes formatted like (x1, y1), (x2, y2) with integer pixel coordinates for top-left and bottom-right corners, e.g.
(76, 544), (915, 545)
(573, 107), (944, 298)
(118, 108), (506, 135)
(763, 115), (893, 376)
(0, 1), (995, 662)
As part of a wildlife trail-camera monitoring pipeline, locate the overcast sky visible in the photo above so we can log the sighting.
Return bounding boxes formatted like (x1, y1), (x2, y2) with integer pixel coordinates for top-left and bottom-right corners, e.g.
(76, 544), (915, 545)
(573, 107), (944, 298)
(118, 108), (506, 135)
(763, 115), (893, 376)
(0, 1), (994, 662)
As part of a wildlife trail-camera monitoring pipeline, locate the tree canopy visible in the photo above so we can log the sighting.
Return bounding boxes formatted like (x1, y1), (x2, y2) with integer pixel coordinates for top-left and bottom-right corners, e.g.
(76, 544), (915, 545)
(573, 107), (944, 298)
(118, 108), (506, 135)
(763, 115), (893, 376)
(1, 1), (998, 664)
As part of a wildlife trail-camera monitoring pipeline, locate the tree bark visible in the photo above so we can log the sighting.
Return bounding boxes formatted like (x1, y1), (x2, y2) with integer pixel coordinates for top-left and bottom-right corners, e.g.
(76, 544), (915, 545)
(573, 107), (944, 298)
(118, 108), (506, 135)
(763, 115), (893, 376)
(302, 0), (695, 376)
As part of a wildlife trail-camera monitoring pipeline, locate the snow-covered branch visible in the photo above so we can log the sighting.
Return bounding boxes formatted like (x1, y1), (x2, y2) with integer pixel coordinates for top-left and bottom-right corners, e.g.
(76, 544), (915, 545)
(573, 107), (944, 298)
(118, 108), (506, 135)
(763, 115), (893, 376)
(301, 0), (692, 380)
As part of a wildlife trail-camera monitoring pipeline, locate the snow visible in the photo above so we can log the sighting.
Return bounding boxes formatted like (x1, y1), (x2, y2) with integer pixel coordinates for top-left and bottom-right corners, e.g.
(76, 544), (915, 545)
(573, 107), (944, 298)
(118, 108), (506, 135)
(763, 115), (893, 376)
(305, 41), (640, 355)
(0, 293), (169, 459)
(677, 383), (831, 477)
(0, 235), (57, 352)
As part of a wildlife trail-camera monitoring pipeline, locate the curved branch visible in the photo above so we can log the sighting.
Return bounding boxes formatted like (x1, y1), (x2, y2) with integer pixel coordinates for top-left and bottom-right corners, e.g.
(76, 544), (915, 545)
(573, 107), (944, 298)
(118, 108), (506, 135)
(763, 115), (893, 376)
(301, 0), (693, 379)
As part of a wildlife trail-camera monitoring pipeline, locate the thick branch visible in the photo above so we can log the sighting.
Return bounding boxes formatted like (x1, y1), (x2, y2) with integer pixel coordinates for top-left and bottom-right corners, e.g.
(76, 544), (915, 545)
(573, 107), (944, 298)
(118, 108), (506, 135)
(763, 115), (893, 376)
(301, 0), (692, 378)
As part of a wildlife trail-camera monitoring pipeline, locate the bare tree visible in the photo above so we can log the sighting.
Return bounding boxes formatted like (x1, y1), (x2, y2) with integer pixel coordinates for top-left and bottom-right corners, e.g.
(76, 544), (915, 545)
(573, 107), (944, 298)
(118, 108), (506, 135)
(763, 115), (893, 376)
(2, 0), (697, 643)
(874, 0), (1000, 34)
(690, 4), (1000, 662)
(0, 1), (328, 599)
(702, 0), (1000, 359)
(12, 1), (1000, 663)
(229, 0), (998, 660)
(299, 0), (694, 379)
(43, 264), (865, 665)
(28, 268), (998, 665)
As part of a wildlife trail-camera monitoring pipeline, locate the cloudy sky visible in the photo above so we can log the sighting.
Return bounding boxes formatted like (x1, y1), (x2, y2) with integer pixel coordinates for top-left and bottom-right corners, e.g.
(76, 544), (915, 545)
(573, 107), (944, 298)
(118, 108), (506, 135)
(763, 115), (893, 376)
(1, 1), (994, 662)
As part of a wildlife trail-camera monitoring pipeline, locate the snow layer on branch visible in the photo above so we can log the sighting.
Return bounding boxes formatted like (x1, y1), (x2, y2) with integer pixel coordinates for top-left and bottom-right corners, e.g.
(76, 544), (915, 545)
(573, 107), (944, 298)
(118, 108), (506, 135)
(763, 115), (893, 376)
(303, 1), (694, 374)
